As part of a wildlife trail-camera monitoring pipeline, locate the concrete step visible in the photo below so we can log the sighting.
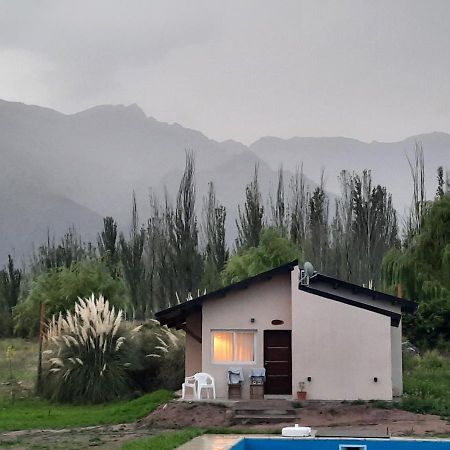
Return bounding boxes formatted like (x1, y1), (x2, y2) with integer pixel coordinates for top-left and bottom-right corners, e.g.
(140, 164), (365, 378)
(234, 408), (296, 416)
(232, 413), (297, 424)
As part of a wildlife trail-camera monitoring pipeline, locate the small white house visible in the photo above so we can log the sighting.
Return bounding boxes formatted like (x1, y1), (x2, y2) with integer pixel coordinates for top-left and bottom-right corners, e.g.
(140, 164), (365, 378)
(156, 260), (416, 401)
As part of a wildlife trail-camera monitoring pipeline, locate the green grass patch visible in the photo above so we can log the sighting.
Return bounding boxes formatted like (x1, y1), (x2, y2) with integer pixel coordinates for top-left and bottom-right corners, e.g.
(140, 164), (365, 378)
(401, 351), (450, 418)
(121, 428), (204, 450)
(0, 338), (38, 398)
(0, 389), (173, 431)
(120, 427), (279, 450)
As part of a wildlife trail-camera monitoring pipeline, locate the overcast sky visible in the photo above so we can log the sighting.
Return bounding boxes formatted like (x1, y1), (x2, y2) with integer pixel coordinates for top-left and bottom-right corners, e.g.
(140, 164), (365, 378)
(1, 0), (449, 144)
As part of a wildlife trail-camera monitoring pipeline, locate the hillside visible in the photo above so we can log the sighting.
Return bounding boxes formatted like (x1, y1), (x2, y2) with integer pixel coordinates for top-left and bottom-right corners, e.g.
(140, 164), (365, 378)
(1, 99), (450, 264)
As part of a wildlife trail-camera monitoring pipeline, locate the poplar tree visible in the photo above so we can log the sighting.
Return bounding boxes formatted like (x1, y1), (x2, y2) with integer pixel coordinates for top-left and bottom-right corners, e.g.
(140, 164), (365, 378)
(236, 165), (264, 249)
(98, 216), (119, 276)
(167, 151), (203, 299)
(119, 192), (146, 319)
(202, 182), (228, 290)
(270, 167), (287, 236)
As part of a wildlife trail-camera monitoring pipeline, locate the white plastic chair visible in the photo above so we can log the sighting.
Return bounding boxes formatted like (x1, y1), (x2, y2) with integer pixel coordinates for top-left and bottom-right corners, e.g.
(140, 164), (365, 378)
(181, 375), (197, 399)
(194, 372), (216, 399)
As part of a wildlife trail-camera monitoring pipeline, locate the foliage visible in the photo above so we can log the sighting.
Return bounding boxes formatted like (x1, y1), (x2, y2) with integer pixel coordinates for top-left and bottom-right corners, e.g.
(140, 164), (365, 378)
(127, 320), (185, 393)
(0, 338), (38, 400)
(121, 429), (204, 450)
(98, 216), (120, 277)
(29, 227), (94, 276)
(120, 192), (147, 319)
(41, 295), (139, 403)
(167, 151), (204, 299)
(13, 259), (126, 337)
(236, 164), (264, 249)
(401, 351), (450, 418)
(201, 182), (228, 291)
(0, 255), (21, 337)
(222, 228), (298, 284)
(0, 389), (172, 431)
(270, 167), (287, 236)
(382, 195), (450, 348)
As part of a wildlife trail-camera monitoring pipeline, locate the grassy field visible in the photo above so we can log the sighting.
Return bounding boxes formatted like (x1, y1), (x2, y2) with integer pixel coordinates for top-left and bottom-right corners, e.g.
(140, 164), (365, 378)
(0, 338), (38, 399)
(0, 338), (449, 436)
(401, 351), (450, 418)
(120, 429), (204, 450)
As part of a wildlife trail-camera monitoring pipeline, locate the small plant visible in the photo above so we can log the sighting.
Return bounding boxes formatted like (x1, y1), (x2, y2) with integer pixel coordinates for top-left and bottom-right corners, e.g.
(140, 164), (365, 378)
(291, 401), (303, 409)
(350, 399), (365, 405)
(5, 345), (21, 403)
(296, 381), (307, 401)
(42, 294), (140, 403)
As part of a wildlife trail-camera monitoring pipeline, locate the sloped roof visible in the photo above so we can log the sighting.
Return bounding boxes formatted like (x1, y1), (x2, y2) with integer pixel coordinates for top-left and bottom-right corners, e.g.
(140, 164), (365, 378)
(155, 260), (416, 328)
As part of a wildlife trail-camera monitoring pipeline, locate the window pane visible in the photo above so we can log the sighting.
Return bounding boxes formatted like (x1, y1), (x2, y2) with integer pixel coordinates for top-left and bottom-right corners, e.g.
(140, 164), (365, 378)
(234, 332), (254, 362)
(213, 331), (233, 362)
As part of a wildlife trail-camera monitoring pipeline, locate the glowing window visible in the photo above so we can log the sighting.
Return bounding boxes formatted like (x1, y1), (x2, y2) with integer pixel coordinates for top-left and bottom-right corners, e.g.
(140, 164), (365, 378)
(212, 331), (254, 363)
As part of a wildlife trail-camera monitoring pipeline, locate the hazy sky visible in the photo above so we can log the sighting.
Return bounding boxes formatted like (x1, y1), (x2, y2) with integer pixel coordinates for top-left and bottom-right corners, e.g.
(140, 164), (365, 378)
(1, 0), (449, 144)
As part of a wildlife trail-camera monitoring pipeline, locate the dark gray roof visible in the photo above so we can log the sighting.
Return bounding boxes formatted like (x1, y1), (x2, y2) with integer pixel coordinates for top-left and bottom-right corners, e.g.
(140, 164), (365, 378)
(155, 259), (417, 328)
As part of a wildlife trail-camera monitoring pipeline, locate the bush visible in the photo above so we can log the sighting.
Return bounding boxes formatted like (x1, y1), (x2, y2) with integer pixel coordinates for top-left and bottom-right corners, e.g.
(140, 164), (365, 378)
(128, 321), (185, 393)
(42, 294), (139, 403)
(13, 260), (127, 337)
(401, 350), (450, 418)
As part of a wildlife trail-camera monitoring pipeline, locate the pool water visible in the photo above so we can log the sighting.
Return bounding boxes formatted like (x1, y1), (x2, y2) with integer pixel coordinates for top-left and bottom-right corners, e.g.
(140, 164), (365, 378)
(231, 438), (450, 450)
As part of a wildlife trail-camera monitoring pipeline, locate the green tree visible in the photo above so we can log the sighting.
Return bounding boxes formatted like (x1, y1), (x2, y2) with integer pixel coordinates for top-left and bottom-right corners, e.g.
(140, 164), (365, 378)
(98, 216), (119, 277)
(201, 182), (228, 291)
(270, 167), (287, 236)
(236, 165), (264, 249)
(222, 228), (298, 285)
(119, 192), (146, 319)
(13, 259), (126, 337)
(382, 195), (450, 348)
(289, 165), (309, 246)
(0, 255), (22, 336)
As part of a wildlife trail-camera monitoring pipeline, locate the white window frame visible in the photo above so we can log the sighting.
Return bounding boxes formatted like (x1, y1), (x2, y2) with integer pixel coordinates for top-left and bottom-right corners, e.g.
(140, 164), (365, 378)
(211, 329), (256, 365)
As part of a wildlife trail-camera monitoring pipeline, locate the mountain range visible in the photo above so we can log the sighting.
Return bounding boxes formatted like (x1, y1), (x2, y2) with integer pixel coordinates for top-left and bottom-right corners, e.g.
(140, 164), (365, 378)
(1, 99), (449, 265)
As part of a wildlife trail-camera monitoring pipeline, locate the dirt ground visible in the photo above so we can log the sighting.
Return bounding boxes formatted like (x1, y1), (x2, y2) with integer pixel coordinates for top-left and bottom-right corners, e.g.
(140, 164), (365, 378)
(140, 400), (450, 437)
(1, 401), (449, 449)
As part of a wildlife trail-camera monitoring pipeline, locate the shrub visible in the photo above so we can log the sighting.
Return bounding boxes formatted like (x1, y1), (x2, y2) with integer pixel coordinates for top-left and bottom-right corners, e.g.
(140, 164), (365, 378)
(42, 294), (139, 403)
(14, 260), (127, 337)
(128, 320), (185, 392)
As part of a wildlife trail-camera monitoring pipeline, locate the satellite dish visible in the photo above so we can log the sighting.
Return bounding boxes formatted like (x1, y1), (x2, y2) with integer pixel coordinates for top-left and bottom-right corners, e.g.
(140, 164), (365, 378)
(304, 261), (315, 277)
(299, 261), (316, 286)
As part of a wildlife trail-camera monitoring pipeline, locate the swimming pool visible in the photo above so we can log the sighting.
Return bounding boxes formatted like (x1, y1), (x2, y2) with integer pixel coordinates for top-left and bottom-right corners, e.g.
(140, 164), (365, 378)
(231, 438), (450, 450)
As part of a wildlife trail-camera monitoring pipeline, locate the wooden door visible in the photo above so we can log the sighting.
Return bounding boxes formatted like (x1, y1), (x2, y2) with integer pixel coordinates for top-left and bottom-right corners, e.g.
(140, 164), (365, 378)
(264, 330), (292, 395)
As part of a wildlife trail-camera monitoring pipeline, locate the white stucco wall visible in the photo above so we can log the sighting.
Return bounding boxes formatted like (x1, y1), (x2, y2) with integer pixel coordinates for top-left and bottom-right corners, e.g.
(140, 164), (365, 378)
(291, 267), (393, 400)
(391, 320), (403, 396)
(201, 273), (292, 399)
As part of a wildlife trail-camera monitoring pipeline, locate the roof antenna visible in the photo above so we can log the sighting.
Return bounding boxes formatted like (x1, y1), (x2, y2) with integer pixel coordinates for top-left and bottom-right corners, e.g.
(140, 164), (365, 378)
(299, 261), (317, 287)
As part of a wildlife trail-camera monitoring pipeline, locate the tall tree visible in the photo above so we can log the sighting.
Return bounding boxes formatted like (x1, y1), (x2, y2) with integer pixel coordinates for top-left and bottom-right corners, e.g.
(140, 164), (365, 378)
(436, 166), (445, 199)
(405, 142), (426, 243)
(270, 167), (287, 236)
(236, 165), (264, 249)
(306, 174), (329, 273)
(289, 165), (309, 246)
(98, 216), (119, 276)
(201, 182), (228, 291)
(0, 255), (22, 335)
(382, 195), (450, 348)
(119, 192), (146, 319)
(167, 151), (203, 300)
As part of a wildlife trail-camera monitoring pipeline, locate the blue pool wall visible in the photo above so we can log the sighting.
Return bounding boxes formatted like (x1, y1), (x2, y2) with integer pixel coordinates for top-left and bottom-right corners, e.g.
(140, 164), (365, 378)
(231, 438), (450, 450)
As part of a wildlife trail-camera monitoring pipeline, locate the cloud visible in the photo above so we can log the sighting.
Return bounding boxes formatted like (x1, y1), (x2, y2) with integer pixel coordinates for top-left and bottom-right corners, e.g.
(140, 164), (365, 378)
(0, 0), (449, 143)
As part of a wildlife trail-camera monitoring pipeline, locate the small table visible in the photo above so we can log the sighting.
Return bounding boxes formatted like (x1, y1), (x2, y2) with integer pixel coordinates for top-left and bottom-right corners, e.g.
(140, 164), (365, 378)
(250, 383), (264, 400)
(228, 383), (242, 399)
